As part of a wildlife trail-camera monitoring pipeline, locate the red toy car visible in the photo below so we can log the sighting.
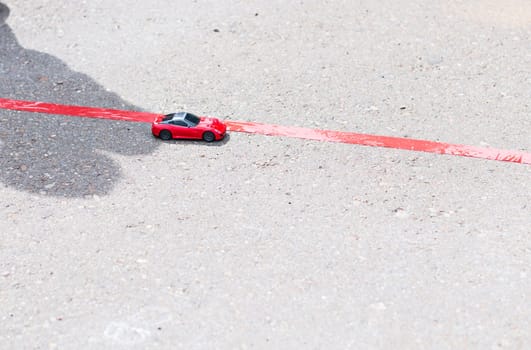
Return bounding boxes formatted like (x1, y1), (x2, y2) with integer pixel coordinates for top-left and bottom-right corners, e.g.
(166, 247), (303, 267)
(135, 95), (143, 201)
(152, 112), (227, 142)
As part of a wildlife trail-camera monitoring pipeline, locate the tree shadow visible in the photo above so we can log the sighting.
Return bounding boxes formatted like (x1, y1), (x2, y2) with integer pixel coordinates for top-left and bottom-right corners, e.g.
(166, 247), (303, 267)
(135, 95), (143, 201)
(0, 2), (160, 198)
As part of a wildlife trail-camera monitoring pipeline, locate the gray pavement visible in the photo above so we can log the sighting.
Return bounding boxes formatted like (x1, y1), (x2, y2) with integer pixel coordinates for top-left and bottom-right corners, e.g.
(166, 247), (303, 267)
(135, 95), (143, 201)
(0, 1), (530, 348)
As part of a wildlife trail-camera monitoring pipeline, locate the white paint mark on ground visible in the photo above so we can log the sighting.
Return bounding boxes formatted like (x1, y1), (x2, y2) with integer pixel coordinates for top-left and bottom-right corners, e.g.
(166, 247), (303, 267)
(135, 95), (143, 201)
(103, 306), (173, 345)
(104, 322), (151, 345)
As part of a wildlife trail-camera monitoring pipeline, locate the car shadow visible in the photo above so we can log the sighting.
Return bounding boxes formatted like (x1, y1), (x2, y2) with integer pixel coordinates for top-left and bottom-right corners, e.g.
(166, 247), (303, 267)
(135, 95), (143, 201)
(0, 3), (227, 198)
(161, 133), (231, 147)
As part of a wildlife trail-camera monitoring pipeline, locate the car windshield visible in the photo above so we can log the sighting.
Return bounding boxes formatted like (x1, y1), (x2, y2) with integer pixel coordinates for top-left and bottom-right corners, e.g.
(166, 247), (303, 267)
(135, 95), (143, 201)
(184, 113), (200, 126)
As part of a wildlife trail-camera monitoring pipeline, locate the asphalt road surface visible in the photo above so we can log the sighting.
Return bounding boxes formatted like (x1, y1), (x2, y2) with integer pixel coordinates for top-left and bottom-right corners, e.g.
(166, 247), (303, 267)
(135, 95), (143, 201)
(1, 1), (530, 349)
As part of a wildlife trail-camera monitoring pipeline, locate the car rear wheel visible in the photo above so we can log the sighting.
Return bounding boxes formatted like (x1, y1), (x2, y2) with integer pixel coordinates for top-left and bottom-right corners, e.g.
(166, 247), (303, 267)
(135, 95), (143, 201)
(202, 131), (215, 142)
(159, 130), (172, 140)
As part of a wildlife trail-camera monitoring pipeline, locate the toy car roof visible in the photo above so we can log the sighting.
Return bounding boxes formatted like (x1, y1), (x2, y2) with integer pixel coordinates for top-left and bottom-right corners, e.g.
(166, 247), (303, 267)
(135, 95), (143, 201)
(163, 112), (188, 121)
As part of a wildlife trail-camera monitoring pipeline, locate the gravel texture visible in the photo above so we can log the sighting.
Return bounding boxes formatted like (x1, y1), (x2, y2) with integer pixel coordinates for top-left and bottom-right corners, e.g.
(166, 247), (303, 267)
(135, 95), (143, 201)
(0, 1), (530, 348)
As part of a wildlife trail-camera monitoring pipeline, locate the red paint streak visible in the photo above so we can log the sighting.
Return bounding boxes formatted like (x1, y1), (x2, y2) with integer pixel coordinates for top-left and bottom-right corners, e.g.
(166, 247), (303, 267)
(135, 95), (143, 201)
(1, 97), (529, 165)
(0, 97), (161, 123)
(225, 121), (531, 165)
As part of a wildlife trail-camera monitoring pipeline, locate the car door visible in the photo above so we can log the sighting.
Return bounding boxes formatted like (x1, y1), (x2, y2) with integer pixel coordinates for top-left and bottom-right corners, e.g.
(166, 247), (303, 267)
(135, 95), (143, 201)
(181, 120), (203, 139)
(168, 120), (190, 138)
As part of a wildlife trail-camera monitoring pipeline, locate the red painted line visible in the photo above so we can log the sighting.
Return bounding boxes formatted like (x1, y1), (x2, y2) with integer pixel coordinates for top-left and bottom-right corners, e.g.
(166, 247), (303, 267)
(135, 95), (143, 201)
(224, 121), (531, 165)
(0, 97), (161, 123)
(1, 97), (529, 165)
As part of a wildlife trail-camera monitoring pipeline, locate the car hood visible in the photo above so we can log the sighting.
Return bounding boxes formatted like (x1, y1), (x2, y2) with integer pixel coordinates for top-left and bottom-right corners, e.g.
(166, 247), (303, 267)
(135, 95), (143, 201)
(199, 117), (226, 132)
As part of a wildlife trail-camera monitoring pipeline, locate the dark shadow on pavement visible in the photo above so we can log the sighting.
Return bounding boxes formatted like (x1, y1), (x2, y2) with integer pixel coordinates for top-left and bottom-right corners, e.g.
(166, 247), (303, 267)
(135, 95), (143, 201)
(166, 132), (231, 147)
(0, 2), (160, 197)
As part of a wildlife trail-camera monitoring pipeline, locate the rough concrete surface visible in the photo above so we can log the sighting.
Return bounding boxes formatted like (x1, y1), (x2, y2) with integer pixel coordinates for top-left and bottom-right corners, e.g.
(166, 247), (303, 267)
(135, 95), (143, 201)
(0, 1), (530, 349)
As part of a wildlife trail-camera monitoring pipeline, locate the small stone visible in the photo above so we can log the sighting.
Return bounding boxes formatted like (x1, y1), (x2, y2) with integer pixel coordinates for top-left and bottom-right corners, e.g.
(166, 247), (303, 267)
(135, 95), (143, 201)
(393, 208), (409, 218)
(427, 55), (443, 65)
(369, 302), (386, 311)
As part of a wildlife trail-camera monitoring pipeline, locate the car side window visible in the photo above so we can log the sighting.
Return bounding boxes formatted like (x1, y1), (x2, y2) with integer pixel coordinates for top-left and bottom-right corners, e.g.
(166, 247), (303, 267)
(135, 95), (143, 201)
(170, 120), (187, 127)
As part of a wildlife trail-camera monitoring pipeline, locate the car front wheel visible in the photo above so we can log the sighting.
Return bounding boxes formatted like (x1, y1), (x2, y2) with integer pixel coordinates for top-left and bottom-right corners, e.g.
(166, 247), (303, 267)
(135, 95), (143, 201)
(202, 131), (215, 142)
(159, 130), (172, 140)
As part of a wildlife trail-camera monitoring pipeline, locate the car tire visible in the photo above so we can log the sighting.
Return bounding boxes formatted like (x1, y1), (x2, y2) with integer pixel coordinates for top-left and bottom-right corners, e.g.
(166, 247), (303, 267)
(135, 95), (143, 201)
(202, 131), (215, 142)
(159, 130), (172, 140)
